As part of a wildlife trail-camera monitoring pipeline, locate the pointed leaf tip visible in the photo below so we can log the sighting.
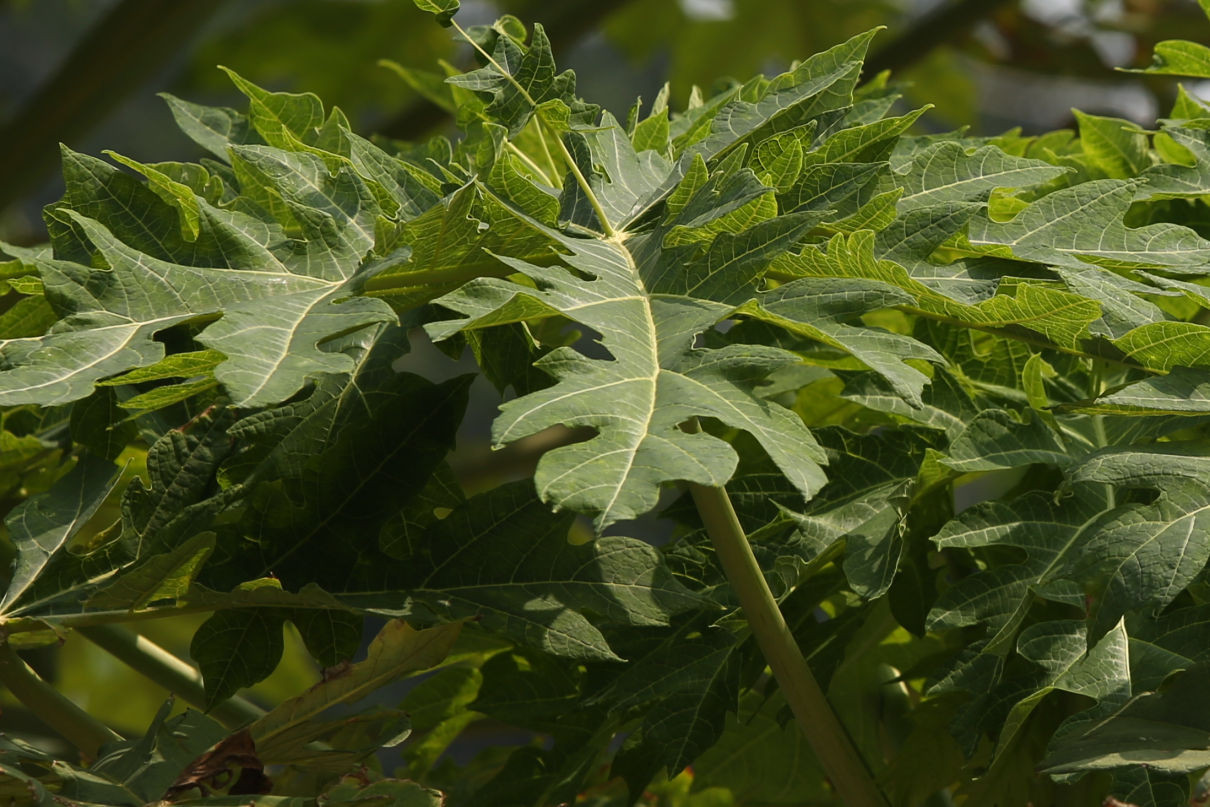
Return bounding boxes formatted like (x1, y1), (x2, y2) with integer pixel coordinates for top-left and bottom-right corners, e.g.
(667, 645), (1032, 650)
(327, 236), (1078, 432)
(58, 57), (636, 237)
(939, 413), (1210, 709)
(413, 0), (459, 26)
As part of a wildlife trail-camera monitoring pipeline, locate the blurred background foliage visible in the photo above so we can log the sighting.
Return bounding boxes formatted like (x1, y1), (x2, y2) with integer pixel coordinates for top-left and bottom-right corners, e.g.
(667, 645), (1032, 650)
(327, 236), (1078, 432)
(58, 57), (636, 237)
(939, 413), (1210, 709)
(4, 0), (1210, 771)
(2, 0), (1210, 246)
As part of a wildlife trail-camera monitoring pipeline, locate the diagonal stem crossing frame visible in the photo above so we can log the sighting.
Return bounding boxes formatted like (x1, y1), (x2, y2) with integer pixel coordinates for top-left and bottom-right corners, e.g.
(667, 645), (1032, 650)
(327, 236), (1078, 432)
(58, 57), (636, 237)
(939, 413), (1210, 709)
(684, 421), (888, 807)
(0, 641), (122, 760)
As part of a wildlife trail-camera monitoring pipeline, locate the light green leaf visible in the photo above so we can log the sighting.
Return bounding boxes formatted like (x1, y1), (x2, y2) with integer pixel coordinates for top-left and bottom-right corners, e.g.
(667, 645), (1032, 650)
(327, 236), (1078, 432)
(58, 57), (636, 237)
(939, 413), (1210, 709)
(160, 93), (258, 161)
(1136, 39), (1210, 78)
(752, 132), (803, 192)
(1171, 84), (1210, 119)
(1022, 352), (1058, 429)
(822, 186), (901, 233)
(1073, 111), (1151, 179)
(105, 151), (204, 241)
(427, 196), (825, 529)
(446, 24), (583, 136)
(629, 29), (881, 228)
(1072, 367), (1210, 416)
(560, 111), (673, 232)
(117, 379), (219, 415)
(1140, 124), (1210, 198)
(98, 350), (225, 387)
(219, 67), (325, 152)
(365, 181), (555, 309)
(662, 158), (779, 240)
(632, 86), (672, 156)
(1115, 321), (1210, 371)
(775, 231), (1101, 351)
(891, 140), (1070, 210)
(412, 0), (459, 26)
(743, 277), (941, 407)
(0, 149), (396, 408)
(968, 179), (1210, 270)
(780, 160), (887, 221)
(0, 294), (56, 340)
(85, 532), (215, 611)
(1056, 267), (1169, 340)
(801, 108), (927, 168)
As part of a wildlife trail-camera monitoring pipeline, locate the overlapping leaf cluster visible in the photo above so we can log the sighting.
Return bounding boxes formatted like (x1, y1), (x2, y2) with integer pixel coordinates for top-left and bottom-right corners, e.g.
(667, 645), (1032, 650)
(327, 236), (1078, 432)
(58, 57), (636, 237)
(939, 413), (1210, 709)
(3, 1), (1210, 804)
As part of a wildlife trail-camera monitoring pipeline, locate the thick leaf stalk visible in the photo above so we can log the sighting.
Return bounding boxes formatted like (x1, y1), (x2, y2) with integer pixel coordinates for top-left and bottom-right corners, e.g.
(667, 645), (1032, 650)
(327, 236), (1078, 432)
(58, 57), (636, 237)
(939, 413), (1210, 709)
(686, 423), (888, 807)
(77, 624), (265, 728)
(7, 1), (1210, 801)
(0, 641), (122, 759)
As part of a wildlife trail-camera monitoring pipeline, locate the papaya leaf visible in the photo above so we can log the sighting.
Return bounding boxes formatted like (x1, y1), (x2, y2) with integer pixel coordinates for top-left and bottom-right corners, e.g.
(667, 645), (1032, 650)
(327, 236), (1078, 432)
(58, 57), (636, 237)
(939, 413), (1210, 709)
(426, 192), (828, 529)
(1042, 664), (1210, 775)
(968, 179), (1210, 271)
(375, 481), (705, 660)
(0, 454), (121, 616)
(192, 602), (288, 709)
(249, 620), (460, 756)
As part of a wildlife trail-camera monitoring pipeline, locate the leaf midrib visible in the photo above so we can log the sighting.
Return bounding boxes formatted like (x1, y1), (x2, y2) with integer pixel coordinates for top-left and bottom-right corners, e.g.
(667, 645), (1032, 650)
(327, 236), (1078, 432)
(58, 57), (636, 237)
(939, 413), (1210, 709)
(600, 235), (659, 524)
